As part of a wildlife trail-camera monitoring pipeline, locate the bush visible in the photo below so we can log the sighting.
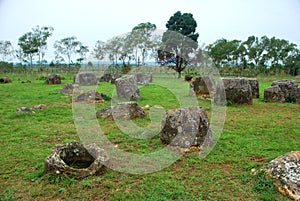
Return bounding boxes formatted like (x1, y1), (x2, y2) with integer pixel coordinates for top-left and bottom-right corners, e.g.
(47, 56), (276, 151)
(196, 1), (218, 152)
(184, 74), (193, 81)
(0, 61), (13, 73)
(122, 64), (131, 74)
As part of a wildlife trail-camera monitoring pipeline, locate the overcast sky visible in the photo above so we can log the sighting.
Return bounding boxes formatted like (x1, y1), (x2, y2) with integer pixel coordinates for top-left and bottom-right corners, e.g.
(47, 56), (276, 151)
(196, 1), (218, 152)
(0, 0), (299, 61)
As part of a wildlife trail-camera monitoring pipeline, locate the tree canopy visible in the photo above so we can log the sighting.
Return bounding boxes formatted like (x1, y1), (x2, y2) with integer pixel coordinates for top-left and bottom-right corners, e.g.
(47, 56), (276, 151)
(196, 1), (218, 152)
(165, 11), (199, 42)
(159, 11), (199, 78)
(206, 35), (300, 75)
(92, 22), (160, 68)
(131, 22), (157, 66)
(54, 36), (88, 66)
(18, 26), (53, 67)
(0, 40), (14, 61)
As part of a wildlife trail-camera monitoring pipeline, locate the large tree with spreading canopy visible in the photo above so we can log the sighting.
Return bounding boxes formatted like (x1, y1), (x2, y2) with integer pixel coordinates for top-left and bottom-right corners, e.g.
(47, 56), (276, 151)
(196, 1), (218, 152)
(159, 11), (199, 78)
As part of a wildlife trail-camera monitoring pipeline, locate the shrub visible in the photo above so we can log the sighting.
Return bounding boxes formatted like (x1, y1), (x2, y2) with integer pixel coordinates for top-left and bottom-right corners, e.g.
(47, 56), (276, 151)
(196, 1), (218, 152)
(0, 61), (13, 73)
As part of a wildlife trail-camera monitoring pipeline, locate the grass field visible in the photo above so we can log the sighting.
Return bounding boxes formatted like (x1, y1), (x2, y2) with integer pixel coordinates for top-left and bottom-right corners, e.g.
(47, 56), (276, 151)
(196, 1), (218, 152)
(0, 72), (299, 201)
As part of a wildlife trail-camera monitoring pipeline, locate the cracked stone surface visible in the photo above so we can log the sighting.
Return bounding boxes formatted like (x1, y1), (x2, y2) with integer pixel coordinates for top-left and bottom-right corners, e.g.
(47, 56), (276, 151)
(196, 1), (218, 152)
(160, 107), (212, 148)
(189, 76), (215, 97)
(44, 141), (108, 178)
(214, 78), (253, 104)
(96, 102), (145, 120)
(264, 80), (299, 103)
(115, 75), (140, 100)
(266, 151), (300, 201)
(135, 73), (152, 85)
(60, 83), (84, 94)
(74, 72), (98, 86)
(46, 74), (61, 85)
(73, 90), (105, 103)
(247, 78), (259, 98)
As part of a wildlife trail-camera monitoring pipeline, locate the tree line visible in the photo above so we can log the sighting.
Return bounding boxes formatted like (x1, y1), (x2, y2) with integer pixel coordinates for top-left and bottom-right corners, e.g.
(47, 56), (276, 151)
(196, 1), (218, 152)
(0, 11), (299, 76)
(206, 36), (300, 76)
(0, 22), (161, 74)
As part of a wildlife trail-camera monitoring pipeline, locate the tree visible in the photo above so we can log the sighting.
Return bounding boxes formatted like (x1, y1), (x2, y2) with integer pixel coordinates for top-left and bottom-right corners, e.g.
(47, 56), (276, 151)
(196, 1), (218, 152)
(150, 34), (162, 63)
(76, 44), (89, 64)
(93, 40), (106, 62)
(284, 47), (300, 76)
(206, 39), (229, 67)
(105, 36), (123, 65)
(242, 36), (258, 66)
(131, 22), (156, 66)
(15, 48), (24, 65)
(18, 26), (53, 68)
(0, 40), (14, 61)
(264, 37), (296, 73)
(32, 26), (54, 68)
(192, 43), (212, 67)
(234, 41), (247, 70)
(205, 35), (299, 75)
(54, 36), (81, 66)
(225, 39), (241, 66)
(118, 34), (134, 72)
(18, 32), (39, 67)
(159, 11), (199, 78)
(166, 11), (199, 42)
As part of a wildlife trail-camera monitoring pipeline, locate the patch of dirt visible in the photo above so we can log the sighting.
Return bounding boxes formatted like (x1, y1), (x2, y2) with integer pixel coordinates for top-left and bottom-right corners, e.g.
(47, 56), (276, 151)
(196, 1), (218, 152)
(248, 155), (268, 163)
(218, 163), (233, 172)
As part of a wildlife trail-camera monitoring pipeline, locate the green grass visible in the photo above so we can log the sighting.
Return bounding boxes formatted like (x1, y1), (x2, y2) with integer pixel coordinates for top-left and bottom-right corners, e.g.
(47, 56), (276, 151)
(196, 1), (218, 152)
(0, 73), (299, 200)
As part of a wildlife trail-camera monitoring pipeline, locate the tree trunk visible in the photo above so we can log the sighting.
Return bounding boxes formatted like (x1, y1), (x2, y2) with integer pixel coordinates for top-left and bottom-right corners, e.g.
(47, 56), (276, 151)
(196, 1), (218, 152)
(30, 54), (33, 68)
(68, 55), (71, 73)
(135, 49), (138, 66)
(178, 71), (181, 78)
(38, 53), (41, 73)
(142, 49), (145, 66)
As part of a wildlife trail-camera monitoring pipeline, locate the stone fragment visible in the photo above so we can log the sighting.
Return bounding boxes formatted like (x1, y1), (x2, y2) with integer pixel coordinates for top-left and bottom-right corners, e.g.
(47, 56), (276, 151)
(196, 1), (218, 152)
(266, 151), (300, 201)
(135, 73), (152, 85)
(115, 75), (140, 100)
(33, 104), (47, 110)
(0, 77), (12, 83)
(46, 74), (61, 85)
(96, 102), (145, 120)
(160, 107), (212, 148)
(16, 107), (35, 114)
(73, 90), (105, 103)
(44, 141), (108, 178)
(74, 72), (98, 86)
(98, 73), (122, 84)
(60, 83), (84, 94)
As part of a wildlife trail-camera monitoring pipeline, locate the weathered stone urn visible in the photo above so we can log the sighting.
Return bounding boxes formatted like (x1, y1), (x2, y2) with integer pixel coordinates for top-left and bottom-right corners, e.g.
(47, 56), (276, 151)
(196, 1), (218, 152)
(160, 107), (212, 148)
(44, 142), (108, 178)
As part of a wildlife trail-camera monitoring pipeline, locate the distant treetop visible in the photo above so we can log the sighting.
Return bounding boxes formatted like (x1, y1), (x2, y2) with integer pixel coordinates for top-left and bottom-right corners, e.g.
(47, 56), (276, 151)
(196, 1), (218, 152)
(166, 11), (199, 43)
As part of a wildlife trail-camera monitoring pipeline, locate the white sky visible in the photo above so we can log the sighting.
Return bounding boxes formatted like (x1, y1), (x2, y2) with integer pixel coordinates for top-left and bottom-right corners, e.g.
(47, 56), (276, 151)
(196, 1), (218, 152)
(0, 0), (300, 61)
